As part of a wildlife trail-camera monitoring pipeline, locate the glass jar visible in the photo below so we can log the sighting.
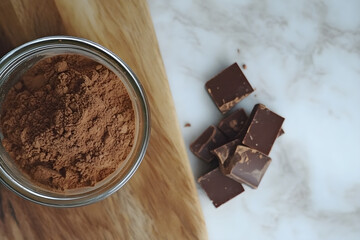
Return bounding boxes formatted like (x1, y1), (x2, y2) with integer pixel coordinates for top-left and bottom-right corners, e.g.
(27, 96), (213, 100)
(0, 36), (150, 207)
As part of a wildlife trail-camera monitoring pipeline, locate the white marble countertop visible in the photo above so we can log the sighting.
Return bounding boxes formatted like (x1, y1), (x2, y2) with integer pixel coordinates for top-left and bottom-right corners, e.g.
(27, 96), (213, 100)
(148, 1), (360, 239)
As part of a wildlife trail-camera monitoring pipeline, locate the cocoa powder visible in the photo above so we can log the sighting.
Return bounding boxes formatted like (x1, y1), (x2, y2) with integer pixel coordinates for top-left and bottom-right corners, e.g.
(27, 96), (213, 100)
(0, 54), (135, 190)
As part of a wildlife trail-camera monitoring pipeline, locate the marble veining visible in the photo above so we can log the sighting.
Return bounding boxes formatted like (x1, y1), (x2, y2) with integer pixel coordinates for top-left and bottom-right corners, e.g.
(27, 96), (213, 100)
(148, 0), (360, 239)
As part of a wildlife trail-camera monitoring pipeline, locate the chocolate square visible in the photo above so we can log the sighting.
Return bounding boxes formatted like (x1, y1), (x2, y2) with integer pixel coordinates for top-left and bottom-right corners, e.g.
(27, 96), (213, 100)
(241, 104), (284, 155)
(198, 168), (245, 208)
(218, 109), (248, 139)
(217, 145), (271, 189)
(206, 63), (254, 114)
(190, 125), (227, 163)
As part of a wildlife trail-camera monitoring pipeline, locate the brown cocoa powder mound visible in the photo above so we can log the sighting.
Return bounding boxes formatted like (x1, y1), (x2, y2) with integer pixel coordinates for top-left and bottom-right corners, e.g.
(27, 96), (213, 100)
(0, 54), (135, 190)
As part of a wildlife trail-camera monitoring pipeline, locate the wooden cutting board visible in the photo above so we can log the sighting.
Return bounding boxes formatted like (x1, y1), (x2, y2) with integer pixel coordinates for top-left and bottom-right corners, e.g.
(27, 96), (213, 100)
(0, 0), (207, 239)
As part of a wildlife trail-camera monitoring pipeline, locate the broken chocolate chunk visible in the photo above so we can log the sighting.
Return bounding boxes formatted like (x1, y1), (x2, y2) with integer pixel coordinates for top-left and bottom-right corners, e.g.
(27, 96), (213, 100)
(218, 109), (248, 139)
(212, 139), (241, 165)
(278, 128), (285, 137)
(217, 145), (271, 189)
(190, 125), (227, 163)
(198, 168), (244, 208)
(206, 63), (254, 114)
(241, 104), (284, 155)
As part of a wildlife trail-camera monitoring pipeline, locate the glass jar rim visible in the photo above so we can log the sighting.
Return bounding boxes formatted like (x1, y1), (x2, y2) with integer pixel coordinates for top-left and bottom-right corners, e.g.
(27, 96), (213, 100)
(0, 36), (150, 207)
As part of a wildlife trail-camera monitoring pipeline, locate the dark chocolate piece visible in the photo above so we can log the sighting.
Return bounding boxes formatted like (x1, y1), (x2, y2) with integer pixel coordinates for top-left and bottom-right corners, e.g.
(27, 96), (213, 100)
(219, 145), (271, 189)
(206, 63), (254, 114)
(198, 168), (245, 208)
(241, 104), (284, 155)
(190, 125), (227, 163)
(212, 139), (241, 165)
(218, 109), (248, 139)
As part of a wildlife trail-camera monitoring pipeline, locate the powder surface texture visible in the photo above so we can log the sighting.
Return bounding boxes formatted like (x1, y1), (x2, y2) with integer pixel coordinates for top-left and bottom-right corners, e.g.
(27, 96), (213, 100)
(0, 54), (135, 190)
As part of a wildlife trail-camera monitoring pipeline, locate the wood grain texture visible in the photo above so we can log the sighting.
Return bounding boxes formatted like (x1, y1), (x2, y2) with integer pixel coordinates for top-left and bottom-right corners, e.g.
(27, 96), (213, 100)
(0, 0), (207, 239)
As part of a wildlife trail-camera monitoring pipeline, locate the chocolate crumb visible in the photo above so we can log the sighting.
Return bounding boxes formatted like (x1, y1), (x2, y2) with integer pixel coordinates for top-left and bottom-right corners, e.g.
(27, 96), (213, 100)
(184, 123), (191, 127)
(242, 64), (247, 69)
